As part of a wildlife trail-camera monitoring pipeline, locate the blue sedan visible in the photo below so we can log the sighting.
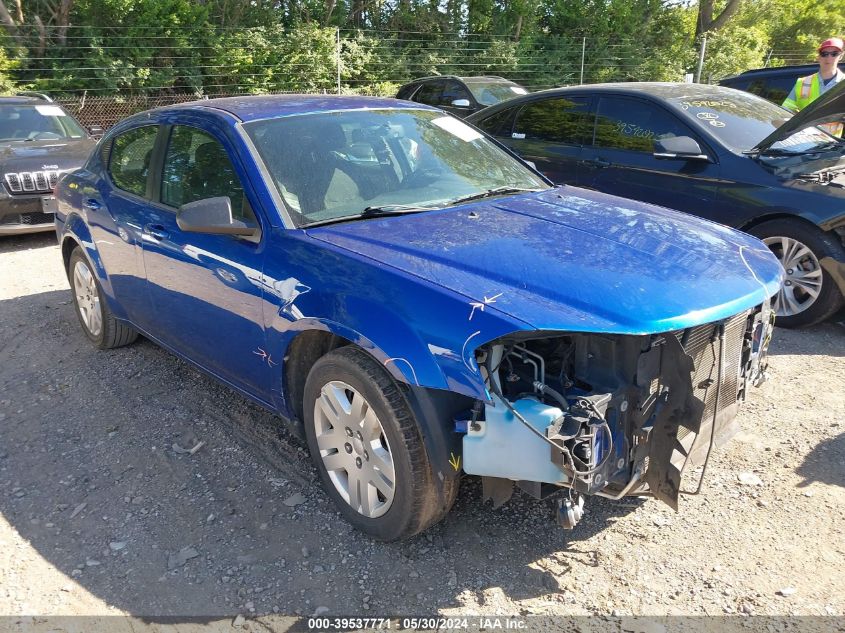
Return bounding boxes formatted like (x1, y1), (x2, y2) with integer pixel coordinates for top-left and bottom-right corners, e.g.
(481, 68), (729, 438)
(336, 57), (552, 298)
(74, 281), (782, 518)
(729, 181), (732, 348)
(56, 96), (782, 540)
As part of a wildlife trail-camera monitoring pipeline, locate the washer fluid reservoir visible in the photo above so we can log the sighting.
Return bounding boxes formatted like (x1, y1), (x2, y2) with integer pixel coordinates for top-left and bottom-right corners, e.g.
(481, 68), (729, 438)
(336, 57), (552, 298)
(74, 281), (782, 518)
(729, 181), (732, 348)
(462, 395), (569, 484)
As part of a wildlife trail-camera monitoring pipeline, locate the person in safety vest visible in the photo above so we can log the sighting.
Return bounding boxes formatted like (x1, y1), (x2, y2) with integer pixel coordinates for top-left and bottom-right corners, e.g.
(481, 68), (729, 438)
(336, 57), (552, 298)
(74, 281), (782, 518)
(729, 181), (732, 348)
(782, 37), (844, 137)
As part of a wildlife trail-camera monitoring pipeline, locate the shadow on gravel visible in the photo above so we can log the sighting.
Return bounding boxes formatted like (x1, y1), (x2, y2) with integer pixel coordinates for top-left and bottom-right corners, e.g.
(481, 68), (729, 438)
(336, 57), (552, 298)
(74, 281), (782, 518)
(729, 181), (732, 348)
(3, 280), (843, 619)
(795, 432), (845, 490)
(767, 322), (845, 357)
(1, 287), (648, 618)
(0, 232), (57, 254)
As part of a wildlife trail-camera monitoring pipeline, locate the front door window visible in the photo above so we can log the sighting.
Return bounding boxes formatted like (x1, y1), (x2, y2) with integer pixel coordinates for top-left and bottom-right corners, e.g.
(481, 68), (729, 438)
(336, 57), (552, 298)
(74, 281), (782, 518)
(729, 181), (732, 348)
(161, 126), (257, 224)
(594, 97), (692, 152)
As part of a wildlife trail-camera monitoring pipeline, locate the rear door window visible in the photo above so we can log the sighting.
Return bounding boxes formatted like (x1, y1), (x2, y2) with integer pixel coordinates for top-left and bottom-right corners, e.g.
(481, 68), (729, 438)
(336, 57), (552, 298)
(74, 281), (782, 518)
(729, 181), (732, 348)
(593, 97), (695, 153)
(747, 76), (798, 104)
(108, 125), (158, 197)
(513, 97), (592, 144)
(396, 83), (420, 100)
(413, 80), (446, 106)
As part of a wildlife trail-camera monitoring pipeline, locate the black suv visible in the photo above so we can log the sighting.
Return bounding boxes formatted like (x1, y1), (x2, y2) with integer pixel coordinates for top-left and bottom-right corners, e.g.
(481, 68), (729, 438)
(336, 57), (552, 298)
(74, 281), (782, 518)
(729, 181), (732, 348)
(396, 75), (528, 118)
(0, 94), (96, 236)
(720, 63), (845, 105)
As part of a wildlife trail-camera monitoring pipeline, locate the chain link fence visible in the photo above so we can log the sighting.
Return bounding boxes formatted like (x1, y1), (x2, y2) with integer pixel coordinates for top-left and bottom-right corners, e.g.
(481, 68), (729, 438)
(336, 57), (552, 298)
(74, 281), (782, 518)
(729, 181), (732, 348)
(5, 23), (817, 131)
(53, 90), (316, 131)
(8, 27), (704, 97)
(55, 93), (200, 130)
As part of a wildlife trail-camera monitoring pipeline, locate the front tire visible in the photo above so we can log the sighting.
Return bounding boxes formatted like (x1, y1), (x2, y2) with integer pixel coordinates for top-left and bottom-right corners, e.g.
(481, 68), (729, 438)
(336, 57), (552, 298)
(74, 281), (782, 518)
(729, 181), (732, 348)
(749, 219), (845, 328)
(68, 247), (138, 349)
(303, 346), (454, 541)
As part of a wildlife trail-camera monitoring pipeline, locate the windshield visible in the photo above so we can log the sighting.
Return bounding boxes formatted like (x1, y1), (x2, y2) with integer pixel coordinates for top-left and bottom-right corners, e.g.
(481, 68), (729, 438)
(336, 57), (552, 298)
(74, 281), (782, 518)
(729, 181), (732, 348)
(463, 80), (528, 106)
(0, 104), (86, 142)
(245, 109), (548, 227)
(668, 93), (834, 153)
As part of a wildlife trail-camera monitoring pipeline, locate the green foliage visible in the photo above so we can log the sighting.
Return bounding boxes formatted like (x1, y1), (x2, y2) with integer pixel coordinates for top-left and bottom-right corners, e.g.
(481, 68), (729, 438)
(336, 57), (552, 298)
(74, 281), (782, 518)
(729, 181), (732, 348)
(0, 0), (837, 95)
(0, 35), (21, 94)
(700, 24), (770, 82)
(19, 0), (210, 94)
(209, 24), (338, 93)
(762, 0), (845, 65)
(0, 51), (18, 94)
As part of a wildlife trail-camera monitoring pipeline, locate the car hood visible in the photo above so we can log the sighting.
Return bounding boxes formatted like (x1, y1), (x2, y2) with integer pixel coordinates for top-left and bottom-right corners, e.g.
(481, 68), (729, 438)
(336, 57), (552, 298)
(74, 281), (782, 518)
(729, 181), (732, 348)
(0, 137), (95, 171)
(307, 187), (783, 334)
(753, 79), (845, 152)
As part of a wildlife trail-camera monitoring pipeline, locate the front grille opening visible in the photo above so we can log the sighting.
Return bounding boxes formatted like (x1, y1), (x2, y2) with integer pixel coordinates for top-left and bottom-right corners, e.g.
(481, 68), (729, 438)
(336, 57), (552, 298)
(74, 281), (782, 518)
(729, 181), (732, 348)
(0, 212), (55, 226)
(4, 170), (62, 194)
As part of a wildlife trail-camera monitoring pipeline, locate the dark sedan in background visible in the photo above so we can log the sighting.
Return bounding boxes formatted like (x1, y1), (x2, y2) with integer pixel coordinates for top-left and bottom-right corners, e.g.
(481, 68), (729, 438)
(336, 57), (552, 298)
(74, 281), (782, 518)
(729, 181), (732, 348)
(396, 75), (528, 118)
(720, 63), (845, 105)
(468, 82), (845, 327)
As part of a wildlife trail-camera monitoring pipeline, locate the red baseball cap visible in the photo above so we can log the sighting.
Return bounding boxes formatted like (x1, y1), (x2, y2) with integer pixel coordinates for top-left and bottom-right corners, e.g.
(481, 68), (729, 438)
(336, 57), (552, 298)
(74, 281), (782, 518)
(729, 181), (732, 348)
(818, 37), (844, 53)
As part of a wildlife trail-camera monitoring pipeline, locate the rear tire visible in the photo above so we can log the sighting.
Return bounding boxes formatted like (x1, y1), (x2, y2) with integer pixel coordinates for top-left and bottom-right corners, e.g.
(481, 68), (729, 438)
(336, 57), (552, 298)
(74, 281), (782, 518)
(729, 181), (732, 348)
(303, 346), (455, 541)
(68, 247), (138, 349)
(749, 219), (844, 328)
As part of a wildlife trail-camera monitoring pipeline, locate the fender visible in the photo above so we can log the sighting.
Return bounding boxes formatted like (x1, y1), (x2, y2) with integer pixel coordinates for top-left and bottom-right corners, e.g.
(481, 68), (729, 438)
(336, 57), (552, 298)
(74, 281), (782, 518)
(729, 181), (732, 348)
(268, 316), (486, 492)
(259, 233), (535, 404)
(265, 281), (532, 406)
(738, 208), (845, 241)
(60, 213), (128, 318)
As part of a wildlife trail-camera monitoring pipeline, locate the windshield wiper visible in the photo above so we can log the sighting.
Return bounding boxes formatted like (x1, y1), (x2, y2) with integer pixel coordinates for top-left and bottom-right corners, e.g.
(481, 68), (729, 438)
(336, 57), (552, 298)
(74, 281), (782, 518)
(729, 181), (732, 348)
(756, 140), (845, 157)
(359, 203), (438, 217)
(302, 203), (439, 229)
(447, 186), (541, 207)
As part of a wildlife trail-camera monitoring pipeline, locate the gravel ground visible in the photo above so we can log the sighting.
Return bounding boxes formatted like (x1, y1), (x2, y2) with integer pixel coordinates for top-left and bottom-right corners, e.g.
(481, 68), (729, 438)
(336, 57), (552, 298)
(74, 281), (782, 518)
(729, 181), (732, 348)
(1, 232), (844, 625)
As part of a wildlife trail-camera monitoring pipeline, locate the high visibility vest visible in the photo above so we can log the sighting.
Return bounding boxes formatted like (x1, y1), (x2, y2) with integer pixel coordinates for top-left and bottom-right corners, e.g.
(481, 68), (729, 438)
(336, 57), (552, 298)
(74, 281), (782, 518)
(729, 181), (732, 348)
(782, 72), (844, 137)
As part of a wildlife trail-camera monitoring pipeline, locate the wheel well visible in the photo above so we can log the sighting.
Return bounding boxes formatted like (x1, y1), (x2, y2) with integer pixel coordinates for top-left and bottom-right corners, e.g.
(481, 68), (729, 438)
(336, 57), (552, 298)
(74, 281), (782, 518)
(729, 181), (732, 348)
(737, 213), (817, 234)
(61, 236), (79, 274)
(284, 330), (350, 426)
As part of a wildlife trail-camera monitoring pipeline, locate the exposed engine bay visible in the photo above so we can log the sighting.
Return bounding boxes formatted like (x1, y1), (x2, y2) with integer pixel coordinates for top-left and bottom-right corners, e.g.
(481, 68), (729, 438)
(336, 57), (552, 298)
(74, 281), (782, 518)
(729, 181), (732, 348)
(461, 303), (775, 529)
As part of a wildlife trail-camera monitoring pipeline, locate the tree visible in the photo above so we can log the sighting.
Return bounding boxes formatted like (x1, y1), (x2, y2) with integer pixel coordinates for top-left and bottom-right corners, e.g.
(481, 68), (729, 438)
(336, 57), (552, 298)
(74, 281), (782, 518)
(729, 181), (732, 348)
(695, 0), (743, 38)
(0, 38), (18, 93)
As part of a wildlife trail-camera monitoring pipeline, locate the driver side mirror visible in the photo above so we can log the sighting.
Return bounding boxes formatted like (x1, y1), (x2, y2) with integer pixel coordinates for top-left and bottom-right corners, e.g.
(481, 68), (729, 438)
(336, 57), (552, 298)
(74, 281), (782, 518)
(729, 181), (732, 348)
(653, 136), (710, 161)
(177, 196), (257, 236)
(451, 99), (471, 108)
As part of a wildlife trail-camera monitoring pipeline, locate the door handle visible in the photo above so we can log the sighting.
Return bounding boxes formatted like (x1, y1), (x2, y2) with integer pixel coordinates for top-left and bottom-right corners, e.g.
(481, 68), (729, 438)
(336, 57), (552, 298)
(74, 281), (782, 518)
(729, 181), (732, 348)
(83, 199), (101, 210)
(144, 224), (169, 241)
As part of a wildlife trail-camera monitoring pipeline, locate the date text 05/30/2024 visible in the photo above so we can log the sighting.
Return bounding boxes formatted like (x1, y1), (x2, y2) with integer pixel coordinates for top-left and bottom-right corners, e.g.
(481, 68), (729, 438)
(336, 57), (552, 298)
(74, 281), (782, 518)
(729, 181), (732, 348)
(307, 617), (528, 630)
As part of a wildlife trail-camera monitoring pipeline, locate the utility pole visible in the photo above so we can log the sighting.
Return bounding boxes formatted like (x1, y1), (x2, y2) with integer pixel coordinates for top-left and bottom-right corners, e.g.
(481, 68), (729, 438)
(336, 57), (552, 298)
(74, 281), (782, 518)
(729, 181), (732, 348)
(694, 34), (707, 83)
(336, 28), (341, 95)
(580, 37), (586, 85)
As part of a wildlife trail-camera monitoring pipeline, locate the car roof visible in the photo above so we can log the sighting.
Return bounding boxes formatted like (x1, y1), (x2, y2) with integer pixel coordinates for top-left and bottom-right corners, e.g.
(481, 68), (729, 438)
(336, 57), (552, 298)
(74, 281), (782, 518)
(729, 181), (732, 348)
(0, 96), (53, 105)
(401, 75), (512, 85)
(152, 94), (439, 123)
(519, 81), (743, 100)
(459, 76), (515, 83)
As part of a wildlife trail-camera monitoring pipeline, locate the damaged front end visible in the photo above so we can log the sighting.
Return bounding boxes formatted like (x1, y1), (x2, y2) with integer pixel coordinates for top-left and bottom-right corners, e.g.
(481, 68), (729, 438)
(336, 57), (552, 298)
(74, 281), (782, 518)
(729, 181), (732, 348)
(460, 302), (775, 529)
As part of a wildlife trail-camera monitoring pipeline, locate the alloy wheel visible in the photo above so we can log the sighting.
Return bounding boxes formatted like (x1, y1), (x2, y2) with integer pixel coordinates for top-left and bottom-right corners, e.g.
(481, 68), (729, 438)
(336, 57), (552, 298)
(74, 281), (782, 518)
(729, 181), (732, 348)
(73, 259), (103, 337)
(762, 235), (822, 317)
(312, 380), (396, 518)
